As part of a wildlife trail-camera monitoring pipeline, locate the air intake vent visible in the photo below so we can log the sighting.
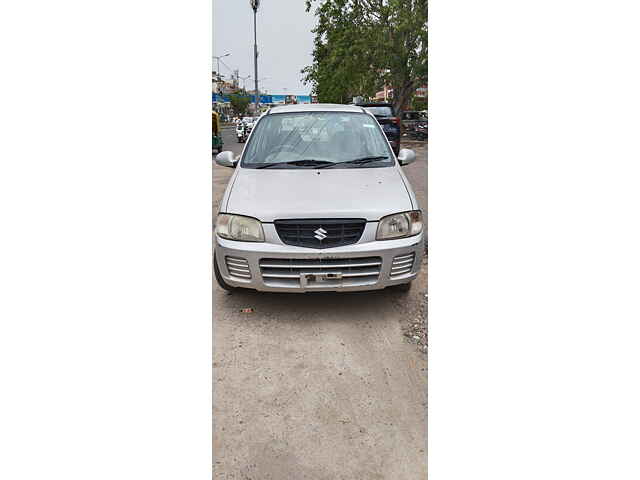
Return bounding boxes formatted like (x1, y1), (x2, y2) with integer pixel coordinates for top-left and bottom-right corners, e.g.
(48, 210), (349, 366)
(390, 253), (415, 278)
(225, 256), (251, 279)
(259, 256), (381, 288)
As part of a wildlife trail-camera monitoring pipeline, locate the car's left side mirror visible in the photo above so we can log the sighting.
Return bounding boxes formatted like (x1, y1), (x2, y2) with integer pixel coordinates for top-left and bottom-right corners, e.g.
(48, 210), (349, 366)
(216, 151), (237, 168)
(397, 148), (416, 166)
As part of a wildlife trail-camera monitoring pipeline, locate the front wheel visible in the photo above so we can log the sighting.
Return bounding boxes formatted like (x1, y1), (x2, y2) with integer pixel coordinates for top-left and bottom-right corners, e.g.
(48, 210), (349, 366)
(391, 281), (412, 293)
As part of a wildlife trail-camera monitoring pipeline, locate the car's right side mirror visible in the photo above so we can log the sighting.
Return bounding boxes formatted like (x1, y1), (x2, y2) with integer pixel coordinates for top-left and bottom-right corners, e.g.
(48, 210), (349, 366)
(215, 151), (237, 168)
(397, 148), (416, 166)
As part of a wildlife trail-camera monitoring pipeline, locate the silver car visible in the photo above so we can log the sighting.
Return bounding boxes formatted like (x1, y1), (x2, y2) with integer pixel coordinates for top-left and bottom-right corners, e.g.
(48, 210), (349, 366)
(214, 103), (423, 293)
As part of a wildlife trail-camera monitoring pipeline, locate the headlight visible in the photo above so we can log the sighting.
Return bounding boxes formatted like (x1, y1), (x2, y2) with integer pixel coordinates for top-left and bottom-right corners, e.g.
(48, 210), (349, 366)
(216, 214), (264, 242)
(376, 210), (422, 240)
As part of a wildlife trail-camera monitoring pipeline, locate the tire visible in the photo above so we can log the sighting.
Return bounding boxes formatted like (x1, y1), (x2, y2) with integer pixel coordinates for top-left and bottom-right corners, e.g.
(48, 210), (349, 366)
(214, 253), (236, 292)
(392, 281), (412, 293)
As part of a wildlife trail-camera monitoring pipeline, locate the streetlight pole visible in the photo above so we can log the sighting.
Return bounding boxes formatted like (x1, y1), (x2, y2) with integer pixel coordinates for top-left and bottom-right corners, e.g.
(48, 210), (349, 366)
(250, 0), (260, 113)
(212, 53), (230, 82)
(239, 75), (251, 93)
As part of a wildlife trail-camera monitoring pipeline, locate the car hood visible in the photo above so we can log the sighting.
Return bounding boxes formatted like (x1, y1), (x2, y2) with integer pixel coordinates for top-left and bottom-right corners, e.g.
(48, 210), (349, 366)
(224, 167), (414, 222)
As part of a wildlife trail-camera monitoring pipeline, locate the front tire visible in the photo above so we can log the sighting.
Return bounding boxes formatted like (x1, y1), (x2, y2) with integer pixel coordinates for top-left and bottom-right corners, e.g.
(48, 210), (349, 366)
(392, 281), (412, 293)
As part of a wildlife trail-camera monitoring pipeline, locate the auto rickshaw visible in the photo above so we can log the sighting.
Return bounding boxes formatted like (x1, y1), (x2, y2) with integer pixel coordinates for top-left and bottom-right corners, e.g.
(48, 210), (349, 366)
(212, 111), (224, 154)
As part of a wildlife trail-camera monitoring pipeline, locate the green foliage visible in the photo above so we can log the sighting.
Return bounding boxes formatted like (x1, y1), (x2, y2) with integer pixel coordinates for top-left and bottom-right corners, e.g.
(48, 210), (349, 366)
(303, 0), (427, 111)
(412, 97), (427, 111)
(228, 93), (251, 116)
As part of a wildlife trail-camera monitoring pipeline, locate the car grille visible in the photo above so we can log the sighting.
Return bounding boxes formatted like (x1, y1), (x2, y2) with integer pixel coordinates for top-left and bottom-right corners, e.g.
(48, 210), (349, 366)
(390, 253), (415, 278)
(259, 256), (382, 288)
(274, 218), (366, 249)
(225, 256), (251, 280)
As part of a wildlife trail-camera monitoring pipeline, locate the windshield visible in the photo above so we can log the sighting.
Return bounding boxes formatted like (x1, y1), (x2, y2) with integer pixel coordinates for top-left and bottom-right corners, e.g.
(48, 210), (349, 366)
(241, 112), (394, 169)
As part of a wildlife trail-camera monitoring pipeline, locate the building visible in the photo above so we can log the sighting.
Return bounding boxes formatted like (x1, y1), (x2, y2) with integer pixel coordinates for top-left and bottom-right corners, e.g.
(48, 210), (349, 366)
(374, 84), (428, 103)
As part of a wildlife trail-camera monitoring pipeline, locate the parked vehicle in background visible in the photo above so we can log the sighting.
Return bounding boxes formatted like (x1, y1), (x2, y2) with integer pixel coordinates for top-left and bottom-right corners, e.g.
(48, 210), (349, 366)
(404, 122), (428, 141)
(401, 110), (427, 128)
(401, 110), (428, 141)
(356, 102), (401, 156)
(214, 103), (423, 293)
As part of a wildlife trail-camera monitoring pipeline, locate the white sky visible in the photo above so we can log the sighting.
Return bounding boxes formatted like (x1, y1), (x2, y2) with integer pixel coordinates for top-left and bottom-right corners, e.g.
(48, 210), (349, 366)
(213, 0), (317, 95)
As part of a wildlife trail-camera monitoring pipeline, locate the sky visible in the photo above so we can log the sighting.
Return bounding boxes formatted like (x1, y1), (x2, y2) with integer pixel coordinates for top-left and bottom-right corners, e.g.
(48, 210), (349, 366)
(213, 0), (317, 96)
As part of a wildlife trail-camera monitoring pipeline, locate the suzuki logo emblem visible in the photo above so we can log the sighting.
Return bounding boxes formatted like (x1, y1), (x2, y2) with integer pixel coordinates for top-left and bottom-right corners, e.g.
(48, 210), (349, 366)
(314, 227), (327, 241)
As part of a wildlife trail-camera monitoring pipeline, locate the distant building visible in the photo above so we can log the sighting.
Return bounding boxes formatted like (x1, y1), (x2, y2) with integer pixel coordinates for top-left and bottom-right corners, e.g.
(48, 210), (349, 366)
(375, 84), (427, 102)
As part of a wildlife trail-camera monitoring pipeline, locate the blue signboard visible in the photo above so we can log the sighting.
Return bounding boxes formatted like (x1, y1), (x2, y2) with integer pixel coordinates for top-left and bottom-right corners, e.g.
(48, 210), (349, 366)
(248, 95), (272, 104)
(212, 93), (229, 103)
(213, 93), (312, 104)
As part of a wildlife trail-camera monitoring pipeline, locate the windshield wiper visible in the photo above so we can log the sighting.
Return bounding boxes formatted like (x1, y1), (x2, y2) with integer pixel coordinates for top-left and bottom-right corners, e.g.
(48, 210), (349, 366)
(254, 159), (334, 169)
(316, 156), (389, 168)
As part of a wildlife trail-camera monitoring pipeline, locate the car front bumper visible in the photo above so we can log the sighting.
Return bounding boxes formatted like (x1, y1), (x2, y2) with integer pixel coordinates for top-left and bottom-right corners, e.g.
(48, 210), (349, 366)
(215, 229), (424, 293)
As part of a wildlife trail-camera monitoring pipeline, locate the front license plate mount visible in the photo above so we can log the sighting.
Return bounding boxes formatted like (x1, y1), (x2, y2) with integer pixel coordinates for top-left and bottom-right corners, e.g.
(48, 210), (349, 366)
(300, 272), (343, 288)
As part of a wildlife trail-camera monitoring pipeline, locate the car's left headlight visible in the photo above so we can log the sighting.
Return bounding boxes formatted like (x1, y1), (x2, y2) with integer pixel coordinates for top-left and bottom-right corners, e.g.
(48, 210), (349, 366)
(216, 214), (265, 242)
(376, 210), (422, 240)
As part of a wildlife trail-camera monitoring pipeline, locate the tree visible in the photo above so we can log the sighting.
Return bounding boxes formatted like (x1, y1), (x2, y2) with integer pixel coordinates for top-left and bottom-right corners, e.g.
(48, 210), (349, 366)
(303, 0), (427, 112)
(412, 97), (427, 111)
(228, 93), (251, 116)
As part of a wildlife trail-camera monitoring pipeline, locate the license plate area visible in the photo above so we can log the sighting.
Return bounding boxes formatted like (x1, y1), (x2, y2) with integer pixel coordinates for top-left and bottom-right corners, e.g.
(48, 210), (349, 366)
(300, 271), (343, 288)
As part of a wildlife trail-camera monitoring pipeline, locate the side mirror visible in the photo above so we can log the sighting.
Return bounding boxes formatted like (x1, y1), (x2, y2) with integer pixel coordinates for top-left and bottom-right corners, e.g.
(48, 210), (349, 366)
(397, 148), (416, 166)
(216, 151), (237, 168)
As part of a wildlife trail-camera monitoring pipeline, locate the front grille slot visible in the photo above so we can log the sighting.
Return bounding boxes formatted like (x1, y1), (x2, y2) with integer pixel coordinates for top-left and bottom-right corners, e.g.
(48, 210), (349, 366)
(225, 256), (251, 279)
(274, 218), (366, 249)
(259, 256), (382, 288)
(390, 253), (415, 278)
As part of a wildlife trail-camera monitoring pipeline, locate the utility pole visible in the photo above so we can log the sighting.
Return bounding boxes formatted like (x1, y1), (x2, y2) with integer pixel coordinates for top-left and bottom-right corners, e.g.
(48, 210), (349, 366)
(212, 53), (230, 82)
(250, 0), (260, 113)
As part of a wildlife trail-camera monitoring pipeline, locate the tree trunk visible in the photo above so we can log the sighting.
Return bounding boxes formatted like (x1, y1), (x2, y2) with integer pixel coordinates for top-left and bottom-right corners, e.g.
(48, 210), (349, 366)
(393, 80), (415, 114)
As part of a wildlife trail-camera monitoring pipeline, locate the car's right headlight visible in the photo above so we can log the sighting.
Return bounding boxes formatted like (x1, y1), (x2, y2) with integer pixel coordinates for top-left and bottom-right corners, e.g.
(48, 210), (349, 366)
(376, 210), (422, 240)
(216, 214), (265, 242)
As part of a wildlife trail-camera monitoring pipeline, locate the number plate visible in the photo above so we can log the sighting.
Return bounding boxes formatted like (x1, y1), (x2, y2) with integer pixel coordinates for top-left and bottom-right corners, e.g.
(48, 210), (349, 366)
(300, 272), (343, 287)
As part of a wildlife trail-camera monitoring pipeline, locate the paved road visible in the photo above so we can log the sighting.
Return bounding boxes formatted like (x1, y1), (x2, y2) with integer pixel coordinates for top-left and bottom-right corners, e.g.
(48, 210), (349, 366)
(213, 125), (427, 479)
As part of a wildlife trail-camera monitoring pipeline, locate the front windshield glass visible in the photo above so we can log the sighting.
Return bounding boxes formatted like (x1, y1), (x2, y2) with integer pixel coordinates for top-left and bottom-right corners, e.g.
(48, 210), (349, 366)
(241, 112), (394, 168)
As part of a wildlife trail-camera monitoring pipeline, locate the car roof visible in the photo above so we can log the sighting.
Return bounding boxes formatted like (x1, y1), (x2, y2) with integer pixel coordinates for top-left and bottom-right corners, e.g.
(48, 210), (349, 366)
(268, 103), (366, 114)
